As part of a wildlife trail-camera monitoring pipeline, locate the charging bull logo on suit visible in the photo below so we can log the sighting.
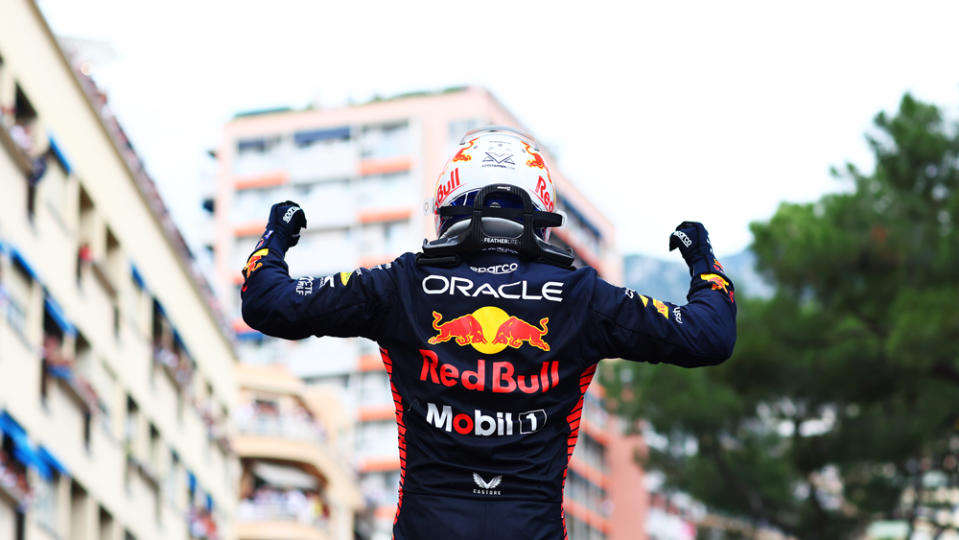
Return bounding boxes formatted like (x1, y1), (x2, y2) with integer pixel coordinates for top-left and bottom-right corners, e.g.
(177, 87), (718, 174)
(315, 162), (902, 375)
(700, 273), (734, 302)
(242, 248), (269, 280)
(429, 307), (550, 353)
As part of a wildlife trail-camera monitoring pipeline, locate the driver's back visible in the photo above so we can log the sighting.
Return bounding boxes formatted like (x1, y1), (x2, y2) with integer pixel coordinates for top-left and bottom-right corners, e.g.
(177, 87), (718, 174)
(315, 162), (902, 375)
(242, 247), (736, 539)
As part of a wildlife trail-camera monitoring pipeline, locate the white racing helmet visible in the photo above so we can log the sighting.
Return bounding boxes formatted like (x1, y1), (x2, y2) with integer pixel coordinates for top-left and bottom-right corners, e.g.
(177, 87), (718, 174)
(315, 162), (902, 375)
(421, 126), (572, 268)
(431, 126), (559, 240)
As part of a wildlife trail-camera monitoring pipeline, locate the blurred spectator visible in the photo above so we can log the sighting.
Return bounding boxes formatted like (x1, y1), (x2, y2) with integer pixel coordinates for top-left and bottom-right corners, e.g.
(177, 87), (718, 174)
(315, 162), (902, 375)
(42, 334), (73, 376)
(237, 484), (330, 526)
(0, 447), (32, 506)
(9, 123), (33, 154)
(188, 506), (218, 540)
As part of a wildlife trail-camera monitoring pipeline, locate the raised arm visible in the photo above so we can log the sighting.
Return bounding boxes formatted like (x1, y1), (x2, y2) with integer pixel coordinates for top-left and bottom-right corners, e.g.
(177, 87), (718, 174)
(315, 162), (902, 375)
(589, 222), (737, 366)
(239, 201), (397, 340)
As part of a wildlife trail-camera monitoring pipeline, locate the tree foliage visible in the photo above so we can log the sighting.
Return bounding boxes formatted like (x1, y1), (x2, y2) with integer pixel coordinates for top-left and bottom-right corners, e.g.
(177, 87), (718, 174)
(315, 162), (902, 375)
(604, 94), (959, 539)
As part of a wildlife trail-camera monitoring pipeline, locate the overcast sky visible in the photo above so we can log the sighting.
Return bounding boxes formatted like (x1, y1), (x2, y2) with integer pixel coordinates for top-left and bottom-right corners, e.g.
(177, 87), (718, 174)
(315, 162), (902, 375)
(37, 0), (959, 258)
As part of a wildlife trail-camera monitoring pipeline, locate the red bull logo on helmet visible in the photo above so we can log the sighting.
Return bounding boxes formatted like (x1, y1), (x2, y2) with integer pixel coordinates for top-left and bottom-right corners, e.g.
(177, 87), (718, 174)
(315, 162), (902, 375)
(523, 141), (554, 187)
(435, 168), (461, 207)
(452, 137), (478, 162)
(428, 306), (550, 353)
(523, 141), (546, 169)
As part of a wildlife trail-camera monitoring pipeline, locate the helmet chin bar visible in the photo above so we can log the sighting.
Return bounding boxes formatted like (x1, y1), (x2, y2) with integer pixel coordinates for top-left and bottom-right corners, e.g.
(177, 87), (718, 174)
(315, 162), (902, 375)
(419, 184), (574, 268)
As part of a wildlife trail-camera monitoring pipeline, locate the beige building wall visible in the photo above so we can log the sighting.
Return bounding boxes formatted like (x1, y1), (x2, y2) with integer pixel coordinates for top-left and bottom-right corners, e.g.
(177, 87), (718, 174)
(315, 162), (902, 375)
(0, 1), (238, 539)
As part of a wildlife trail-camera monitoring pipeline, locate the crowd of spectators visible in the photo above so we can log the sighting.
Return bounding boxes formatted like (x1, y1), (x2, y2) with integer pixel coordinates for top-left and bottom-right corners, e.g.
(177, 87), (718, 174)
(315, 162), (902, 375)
(233, 400), (327, 443)
(237, 485), (330, 527)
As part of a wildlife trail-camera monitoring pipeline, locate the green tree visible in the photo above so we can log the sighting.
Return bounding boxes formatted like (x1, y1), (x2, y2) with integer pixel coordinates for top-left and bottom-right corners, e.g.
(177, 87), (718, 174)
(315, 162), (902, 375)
(604, 94), (959, 539)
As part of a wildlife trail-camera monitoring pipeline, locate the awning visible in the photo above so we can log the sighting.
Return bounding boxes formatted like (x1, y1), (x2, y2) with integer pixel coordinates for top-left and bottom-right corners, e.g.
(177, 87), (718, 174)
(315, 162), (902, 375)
(173, 330), (188, 355)
(36, 445), (69, 479)
(10, 247), (39, 281)
(252, 462), (319, 490)
(44, 294), (76, 337)
(187, 470), (197, 494)
(0, 411), (51, 479)
(293, 126), (350, 146)
(154, 298), (167, 318)
(47, 133), (73, 175)
(131, 263), (146, 290)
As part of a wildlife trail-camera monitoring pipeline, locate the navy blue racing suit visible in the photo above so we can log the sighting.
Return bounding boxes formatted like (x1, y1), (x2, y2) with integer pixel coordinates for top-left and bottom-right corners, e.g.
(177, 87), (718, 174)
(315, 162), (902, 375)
(241, 236), (736, 539)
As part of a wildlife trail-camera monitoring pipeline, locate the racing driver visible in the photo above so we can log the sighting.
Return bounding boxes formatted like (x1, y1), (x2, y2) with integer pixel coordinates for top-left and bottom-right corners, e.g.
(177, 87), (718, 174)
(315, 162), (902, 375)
(240, 125), (737, 539)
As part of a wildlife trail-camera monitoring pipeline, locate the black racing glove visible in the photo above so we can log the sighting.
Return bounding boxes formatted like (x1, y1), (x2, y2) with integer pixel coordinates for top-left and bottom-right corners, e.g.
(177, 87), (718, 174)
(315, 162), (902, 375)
(669, 221), (724, 277)
(260, 200), (307, 251)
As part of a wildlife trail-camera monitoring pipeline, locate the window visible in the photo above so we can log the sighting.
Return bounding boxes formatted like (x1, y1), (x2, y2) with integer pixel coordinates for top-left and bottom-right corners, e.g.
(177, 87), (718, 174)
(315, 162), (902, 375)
(77, 186), (95, 285)
(75, 335), (94, 451)
(355, 420), (398, 459)
(164, 450), (180, 506)
(125, 395), (139, 452)
(149, 424), (161, 473)
(236, 135), (281, 155)
(106, 227), (122, 290)
(355, 171), (414, 210)
(43, 157), (68, 225)
(33, 470), (59, 535)
(70, 481), (89, 537)
(98, 506), (114, 540)
(357, 371), (391, 407)
(5, 256), (33, 339)
(40, 304), (66, 403)
(293, 126), (350, 148)
(14, 85), (40, 220)
(360, 121), (410, 159)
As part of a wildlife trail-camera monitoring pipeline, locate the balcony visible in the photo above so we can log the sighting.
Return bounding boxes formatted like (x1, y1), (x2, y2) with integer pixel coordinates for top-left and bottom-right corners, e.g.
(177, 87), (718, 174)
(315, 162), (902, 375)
(43, 336), (103, 416)
(153, 344), (194, 392)
(236, 459), (333, 540)
(236, 489), (331, 540)
(235, 411), (328, 446)
(235, 519), (330, 540)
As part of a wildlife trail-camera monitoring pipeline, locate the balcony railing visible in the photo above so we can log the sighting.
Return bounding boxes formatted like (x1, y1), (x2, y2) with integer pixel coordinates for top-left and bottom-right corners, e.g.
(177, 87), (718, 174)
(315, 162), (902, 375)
(43, 337), (104, 416)
(235, 413), (327, 445)
(236, 491), (330, 529)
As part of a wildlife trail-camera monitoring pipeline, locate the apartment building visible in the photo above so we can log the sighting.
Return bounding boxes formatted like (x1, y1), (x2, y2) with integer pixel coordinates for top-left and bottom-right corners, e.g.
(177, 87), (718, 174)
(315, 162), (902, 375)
(233, 363), (362, 540)
(212, 87), (636, 539)
(0, 1), (237, 538)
